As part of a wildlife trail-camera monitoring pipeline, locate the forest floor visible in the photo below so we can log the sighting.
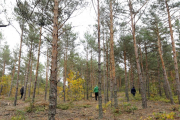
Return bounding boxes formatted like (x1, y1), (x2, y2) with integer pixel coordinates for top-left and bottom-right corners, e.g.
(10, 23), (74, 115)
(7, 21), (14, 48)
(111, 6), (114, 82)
(1, 92), (180, 120)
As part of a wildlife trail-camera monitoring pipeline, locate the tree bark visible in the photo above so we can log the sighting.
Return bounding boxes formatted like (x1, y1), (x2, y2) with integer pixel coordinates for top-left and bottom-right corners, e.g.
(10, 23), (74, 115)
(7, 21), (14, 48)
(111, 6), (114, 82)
(144, 44), (150, 98)
(28, 55), (33, 98)
(23, 40), (33, 101)
(63, 53), (66, 102)
(8, 64), (16, 97)
(128, 0), (147, 108)
(32, 27), (42, 103)
(86, 44), (89, 100)
(14, 24), (24, 106)
(124, 50), (129, 102)
(45, 49), (49, 101)
(97, 0), (103, 118)
(110, 0), (118, 108)
(48, 0), (58, 119)
(157, 56), (162, 96)
(165, 0), (180, 104)
(106, 37), (109, 102)
(156, 23), (174, 104)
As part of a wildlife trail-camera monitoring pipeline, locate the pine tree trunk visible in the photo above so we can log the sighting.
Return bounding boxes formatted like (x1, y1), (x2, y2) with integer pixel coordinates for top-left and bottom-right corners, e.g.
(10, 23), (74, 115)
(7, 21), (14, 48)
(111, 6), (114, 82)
(128, 0), (147, 108)
(86, 45), (89, 100)
(32, 27), (42, 103)
(28, 55), (33, 98)
(124, 50), (129, 102)
(8, 64), (16, 97)
(63, 53), (65, 102)
(165, 0), (180, 104)
(97, 0), (103, 118)
(48, 0), (58, 119)
(23, 41), (33, 101)
(45, 49), (49, 101)
(90, 51), (93, 98)
(156, 23), (174, 104)
(145, 44), (150, 98)
(14, 24), (24, 106)
(110, 0), (118, 108)
(103, 33), (107, 104)
(106, 38), (109, 102)
(157, 56), (162, 96)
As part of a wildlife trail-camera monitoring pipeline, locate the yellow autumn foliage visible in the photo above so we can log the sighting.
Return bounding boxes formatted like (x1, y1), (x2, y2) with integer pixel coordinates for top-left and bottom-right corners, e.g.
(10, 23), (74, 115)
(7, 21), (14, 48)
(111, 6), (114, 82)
(0, 75), (11, 95)
(65, 70), (85, 101)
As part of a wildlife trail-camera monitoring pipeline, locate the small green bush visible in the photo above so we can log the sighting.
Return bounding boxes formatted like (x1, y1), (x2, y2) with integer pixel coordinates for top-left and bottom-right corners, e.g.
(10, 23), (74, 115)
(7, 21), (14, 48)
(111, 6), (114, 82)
(57, 104), (69, 110)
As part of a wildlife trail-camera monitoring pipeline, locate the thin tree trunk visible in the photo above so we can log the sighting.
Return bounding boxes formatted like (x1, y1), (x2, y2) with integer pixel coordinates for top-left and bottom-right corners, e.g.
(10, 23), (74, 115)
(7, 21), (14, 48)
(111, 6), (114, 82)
(28, 55), (33, 98)
(63, 53), (66, 102)
(23, 41), (33, 101)
(128, 0), (147, 108)
(48, 0), (58, 119)
(45, 49), (49, 101)
(124, 50), (129, 102)
(157, 56), (162, 96)
(103, 33), (107, 104)
(90, 50), (93, 98)
(97, 0), (103, 118)
(14, 24), (24, 106)
(86, 44), (89, 100)
(156, 23), (174, 104)
(145, 44), (150, 98)
(106, 37), (109, 102)
(8, 64), (16, 97)
(165, 0), (180, 104)
(32, 27), (42, 103)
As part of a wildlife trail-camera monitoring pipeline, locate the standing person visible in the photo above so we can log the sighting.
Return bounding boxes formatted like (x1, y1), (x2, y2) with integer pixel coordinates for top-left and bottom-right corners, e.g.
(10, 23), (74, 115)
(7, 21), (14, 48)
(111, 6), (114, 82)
(20, 86), (24, 99)
(94, 85), (99, 101)
(131, 86), (136, 96)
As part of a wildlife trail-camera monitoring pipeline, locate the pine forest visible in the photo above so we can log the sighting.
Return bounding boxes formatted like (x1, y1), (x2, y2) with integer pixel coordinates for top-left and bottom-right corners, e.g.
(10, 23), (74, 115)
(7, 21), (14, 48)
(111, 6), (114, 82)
(0, 0), (180, 119)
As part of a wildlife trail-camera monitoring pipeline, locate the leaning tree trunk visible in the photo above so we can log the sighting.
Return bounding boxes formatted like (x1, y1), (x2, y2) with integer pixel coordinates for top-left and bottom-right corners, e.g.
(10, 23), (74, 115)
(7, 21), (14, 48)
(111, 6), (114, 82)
(14, 24), (24, 106)
(156, 23), (174, 104)
(23, 41), (33, 101)
(128, 0), (147, 108)
(48, 0), (58, 119)
(8, 63), (16, 97)
(45, 49), (49, 101)
(32, 27), (42, 103)
(97, 0), (103, 118)
(110, 0), (118, 108)
(165, 0), (180, 104)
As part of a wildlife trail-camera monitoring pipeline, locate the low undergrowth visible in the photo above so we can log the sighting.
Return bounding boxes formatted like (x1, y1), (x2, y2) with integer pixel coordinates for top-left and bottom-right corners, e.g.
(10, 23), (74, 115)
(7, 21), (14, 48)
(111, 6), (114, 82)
(144, 112), (176, 120)
(11, 110), (26, 120)
(26, 101), (49, 113)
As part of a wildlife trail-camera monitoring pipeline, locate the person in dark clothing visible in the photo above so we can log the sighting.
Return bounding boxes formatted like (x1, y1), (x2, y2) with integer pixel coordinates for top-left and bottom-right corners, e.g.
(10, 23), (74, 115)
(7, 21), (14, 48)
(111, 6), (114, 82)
(131, 86), (136, 96)
(94, 85), (99, 101)
(20, 86), (24, 99)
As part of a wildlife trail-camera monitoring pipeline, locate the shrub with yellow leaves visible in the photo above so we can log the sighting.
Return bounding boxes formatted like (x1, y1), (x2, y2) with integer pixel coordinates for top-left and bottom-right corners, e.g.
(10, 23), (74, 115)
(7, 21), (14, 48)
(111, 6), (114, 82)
(0, 75), (11, 95)
(65, 70), (85, 101)
(144, 112), (176, 120)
